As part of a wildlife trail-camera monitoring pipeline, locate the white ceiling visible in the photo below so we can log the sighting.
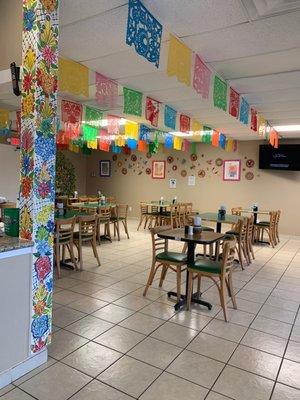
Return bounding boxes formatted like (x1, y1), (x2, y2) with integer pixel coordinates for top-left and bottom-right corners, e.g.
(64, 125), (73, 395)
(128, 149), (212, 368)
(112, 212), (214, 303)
(1, 0), (300, 140)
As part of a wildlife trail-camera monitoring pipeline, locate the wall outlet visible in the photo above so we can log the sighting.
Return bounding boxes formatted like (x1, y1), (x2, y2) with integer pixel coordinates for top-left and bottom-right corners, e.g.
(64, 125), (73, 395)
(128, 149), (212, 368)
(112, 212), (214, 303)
(129, 206), (132, 212)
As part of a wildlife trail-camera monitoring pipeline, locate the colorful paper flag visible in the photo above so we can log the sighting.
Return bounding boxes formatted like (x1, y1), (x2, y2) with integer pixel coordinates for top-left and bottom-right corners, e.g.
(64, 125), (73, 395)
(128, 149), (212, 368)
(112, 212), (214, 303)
(126, 0), (162, 68)
(115, 135), (126, 147)
(138, 140), (148, 152)
(164, 133), (173, 149)
(212, 130), (219, 147)
(146, 97), (159, 127)
(123, 87), (143, 116)
(182, 139), (190, 152)
(127, 138), (138, 150)
(85, 106), (102, 128)
(164, 105), (177, 130)
(190, 142), (197, 154)
(59, 58), (89, 97)
(111, 144), (122, 153)
(173, 136), (182, 150)
(99, 141), (110, 152)
(83, 125), (98, 141)
(219, 133), (226, 149)
(258, 115), (266, 136)
(229, 87), (240, 118)
(0, 108), (9, 129)
(213, 76), (227, 111)
(239, 97), (249, 125)
(95, 72), (118, 108)
(87, 140), (98, 149)
(225, 138), (234, 152)
(193, 54), (211, 99)
(250, 108), (257, 131)
(61, 99), (82, 139)
(167, 34), (192, 86)
(107, 115), (120, 135)
(125, 121), (139, 139)
(180, 114), (190, 132)
(191, 119), (202, 134)
(139, 124), (151, 142)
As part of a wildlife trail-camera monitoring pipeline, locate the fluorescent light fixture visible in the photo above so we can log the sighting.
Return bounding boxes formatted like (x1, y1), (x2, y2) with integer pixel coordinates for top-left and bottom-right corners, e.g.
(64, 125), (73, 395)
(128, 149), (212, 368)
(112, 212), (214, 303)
(273, 125), (300, 132)
(81, 118), (127, 126)
(169, 131), (194, 137)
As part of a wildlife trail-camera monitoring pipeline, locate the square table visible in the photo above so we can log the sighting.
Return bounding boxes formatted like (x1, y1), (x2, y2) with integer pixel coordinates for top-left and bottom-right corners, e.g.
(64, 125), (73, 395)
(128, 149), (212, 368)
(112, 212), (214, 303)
(157, 228), (225, 311)
(198, 212), (242, 233)
(241, 209), (270, 224)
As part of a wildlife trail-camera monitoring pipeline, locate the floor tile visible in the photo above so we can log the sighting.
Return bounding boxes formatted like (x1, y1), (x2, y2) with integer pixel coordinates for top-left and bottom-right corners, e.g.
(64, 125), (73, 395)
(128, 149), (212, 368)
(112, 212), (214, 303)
(128, 337), (182, 369)
(216, 308), (255, 327)
(285, 340), (300, 363)
(92, 288), (127, 302)
(140, 302), (176, 320)
(167, 350), (224, 388)
(68, 297), (108, 313)
(94, 325), (145, 353)
(98, 356), (161, 398)
(169, 311), (212, 330)
(63, 342), (122, 377)
(20, 362), (91, 400)
(54, 277), (80, 289)
(13, 358), (56, 385)
(213, 365), (273, 400)
(92, 304), (134, 324)
(187, 332), (238, 362)
(151, 321), (198, 348)
(205, 392), (232, 400)
(0, 385), (15, 397)
(278, 359), (300, 389)
(236, 289), (269, 303)
(241, 328), (287, 357)
(229, 344), (281, 380)
(258, 304), (296, 324)
(113, 294), (153, 311)
(265, 296), (299, 312)
(48, 330), (88, 360)
(203, 319), (247, 343)
(271, 383), (300, 400)
(53, 290), (87, 305)
(52, 306), (86, 328)
(66, 315), (114, 339)
(119, 312), (165, 335)
(251, 316), (292, 339)
(70, 380), (132, 399)
(0, 388), (34, 399)
(140, 372), (208, 400)
(231, 298), (262, 314)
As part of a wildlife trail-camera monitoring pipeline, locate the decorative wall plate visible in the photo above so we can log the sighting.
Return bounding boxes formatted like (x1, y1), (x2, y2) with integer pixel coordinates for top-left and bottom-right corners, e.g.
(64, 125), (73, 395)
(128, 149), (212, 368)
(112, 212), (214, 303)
(190, 153), (197, 161)
(167, 156), (174, 163)
(112, 154), (117, 161)
(117, 161), (122, 167)
(198, 169), (206, 178)
(122, 167), (127, 175)
(145, 168), (151, 175)
(181, 170), (187, 177)
(131, 154), (137, 162)
(146, 152), (152, 158)
(245, 171), (254, 180)
(215, 158), (223, 166)
(246, 159), (255, 168)
(172, 165), (177, 171)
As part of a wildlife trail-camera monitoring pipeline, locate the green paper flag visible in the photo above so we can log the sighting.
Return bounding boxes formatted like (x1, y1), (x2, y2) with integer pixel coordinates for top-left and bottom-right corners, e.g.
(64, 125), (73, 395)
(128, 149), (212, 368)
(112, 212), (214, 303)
(190, 142), (197, 154)
(85, 106), (102, 127)
(213, 76), (227, 112)
(82, 144), (92, 155)
(83, 124), (98, 141)
(123, 87), (143, 116)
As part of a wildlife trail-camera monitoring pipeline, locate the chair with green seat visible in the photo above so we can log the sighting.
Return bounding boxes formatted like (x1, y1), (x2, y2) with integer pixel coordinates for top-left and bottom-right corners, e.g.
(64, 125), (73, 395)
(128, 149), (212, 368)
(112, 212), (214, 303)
(225, 217), (249, 268)
(110, 204), (130, 240)
(97, 206), (111, 243)
(143, 225), (187, 301)
(54, 216), (77, 278)
(254, 211), (277, 247)
(186, 237), (237, 321)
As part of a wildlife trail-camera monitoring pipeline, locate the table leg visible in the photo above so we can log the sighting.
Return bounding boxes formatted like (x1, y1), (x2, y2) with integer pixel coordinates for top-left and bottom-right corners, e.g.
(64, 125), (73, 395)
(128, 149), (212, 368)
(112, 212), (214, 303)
(216, 222), (222, 233)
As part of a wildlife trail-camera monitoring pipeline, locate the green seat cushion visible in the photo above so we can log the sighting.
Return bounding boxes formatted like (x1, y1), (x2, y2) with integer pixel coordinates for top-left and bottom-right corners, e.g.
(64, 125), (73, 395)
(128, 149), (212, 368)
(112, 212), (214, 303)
(201, 226), (214, 232)
(225, 230), (239, 235)
(188, 258), (222, 274)
(156, 251), (187, 263)
(255, 221), (270, 226)
(110, 216), (126, 221)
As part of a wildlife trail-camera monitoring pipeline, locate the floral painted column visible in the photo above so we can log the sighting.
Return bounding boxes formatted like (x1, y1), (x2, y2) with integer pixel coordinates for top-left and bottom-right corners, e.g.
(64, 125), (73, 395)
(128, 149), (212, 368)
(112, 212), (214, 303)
(20, 0), (58, 354)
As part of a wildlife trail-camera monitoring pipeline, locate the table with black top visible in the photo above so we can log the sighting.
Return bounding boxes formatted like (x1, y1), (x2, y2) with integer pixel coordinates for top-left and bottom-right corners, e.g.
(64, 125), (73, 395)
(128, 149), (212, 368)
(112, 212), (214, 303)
(157, 228), (225, 311)
(198, 212), (242, 233)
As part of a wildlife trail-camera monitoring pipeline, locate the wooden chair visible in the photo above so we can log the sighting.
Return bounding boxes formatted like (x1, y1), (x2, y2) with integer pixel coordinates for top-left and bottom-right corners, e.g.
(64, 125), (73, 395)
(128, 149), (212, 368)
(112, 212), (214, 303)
(231, 207), (242, 216)
(97, 206), (111, 242)
(73, 215), (100, 270)
(88, 197), (98, 202)
(147, 205), (161, 228)
(137, 202), (150, 231)
(177, 203), (187, 228)
(143, 225), (187, 301)
(254, 211), (277, 248)
(187, 237), (237, 321)
(161, 204), (179, 228)
(275, 210), (281, 244)
(110, 204), (130, 240)
(246, 215), (255, 262)
(185, 202), (193, 224)
(54, 216), (77, 279)
(106, 196), (116, 204)
(226, 217), (249, 268)
(78, 196), (89, 202)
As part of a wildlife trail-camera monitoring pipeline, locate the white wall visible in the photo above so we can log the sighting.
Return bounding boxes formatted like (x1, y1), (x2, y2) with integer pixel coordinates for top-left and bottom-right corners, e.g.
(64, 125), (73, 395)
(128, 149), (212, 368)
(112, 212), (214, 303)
(0, 144), (20, 202)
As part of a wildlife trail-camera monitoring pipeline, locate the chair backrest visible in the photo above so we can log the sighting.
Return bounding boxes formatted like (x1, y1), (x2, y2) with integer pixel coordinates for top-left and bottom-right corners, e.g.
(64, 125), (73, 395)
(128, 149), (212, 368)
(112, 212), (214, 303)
(269, 211), (277, 229)
(237, 217), (248, 241)
(275, 210), (281, 226)
(221, 237), (237, 274)
(185, 203), (193, 216)
(55, 216), (76, 244)
(231, 207), (242, 216)
(78, 214), (98, 241)
(84, 207), (97, 215)
(98, 206), (111, 222)
(88, 197), (98, 202)
(106, 196), (116, 204)
(150, 225), (172, 257)
(116, 204), (128, 219)
(246, 215), (254, 239)
(79, 196), (89, 202)
(140, 202), (149, 215)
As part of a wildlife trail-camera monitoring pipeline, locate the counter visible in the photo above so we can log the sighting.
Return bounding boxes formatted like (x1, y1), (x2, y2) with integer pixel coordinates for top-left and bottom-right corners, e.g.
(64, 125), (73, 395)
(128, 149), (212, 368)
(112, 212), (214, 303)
(0, 237), (47, 389)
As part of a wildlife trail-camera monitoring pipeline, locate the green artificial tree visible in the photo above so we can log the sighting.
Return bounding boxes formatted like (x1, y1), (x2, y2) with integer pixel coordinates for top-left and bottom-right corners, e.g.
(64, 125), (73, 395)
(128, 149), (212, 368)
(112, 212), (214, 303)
(55, 151), (76, 196)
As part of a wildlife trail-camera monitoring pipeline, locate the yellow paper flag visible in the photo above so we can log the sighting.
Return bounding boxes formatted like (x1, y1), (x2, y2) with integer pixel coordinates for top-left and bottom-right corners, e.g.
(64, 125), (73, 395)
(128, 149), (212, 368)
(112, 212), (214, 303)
(173, 136), (183, 150)
(191, 119), (203, 135)
(87, 140), (98, 149)
(225, 138), (234, 152)
(115, 135), (126, 147)
(167, 34), (192, 86)
(125, 121), (139, 139)
(258, 115), (266, 136)
(59, 58), (89, 97)
(0, 108), (9, 129)
(69, 142), (80, 153)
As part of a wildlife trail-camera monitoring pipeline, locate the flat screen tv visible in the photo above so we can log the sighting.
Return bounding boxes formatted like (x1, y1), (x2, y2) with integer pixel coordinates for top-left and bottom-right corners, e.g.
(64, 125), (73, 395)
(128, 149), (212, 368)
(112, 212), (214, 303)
(259, 144), (300, 171)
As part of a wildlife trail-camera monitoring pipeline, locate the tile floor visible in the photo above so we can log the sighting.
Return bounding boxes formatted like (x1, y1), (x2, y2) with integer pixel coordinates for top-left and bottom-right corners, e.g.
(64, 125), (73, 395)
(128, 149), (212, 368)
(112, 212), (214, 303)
(1, 219), (300, 400)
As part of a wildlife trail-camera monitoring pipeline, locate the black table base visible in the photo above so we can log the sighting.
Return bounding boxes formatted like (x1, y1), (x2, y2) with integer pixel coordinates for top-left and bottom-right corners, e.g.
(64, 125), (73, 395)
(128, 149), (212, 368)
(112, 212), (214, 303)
(167, 290), (212, 311)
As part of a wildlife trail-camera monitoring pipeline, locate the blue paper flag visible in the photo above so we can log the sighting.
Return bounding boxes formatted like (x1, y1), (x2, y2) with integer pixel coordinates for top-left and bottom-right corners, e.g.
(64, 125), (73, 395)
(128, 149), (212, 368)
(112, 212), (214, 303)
(164, 105), (177, 130)
(127, 138), (138, 150)
(240, 97), (249, 125)
(139, 124), (151, 142)
(219, 133), (226, 149)
(126, 0), (163, 68)
(164, 133), (173, 149)
(112, 144), (122, 153)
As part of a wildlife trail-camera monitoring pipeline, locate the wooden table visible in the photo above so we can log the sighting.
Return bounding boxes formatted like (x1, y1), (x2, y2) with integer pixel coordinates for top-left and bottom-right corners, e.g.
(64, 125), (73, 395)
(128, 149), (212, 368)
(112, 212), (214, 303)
(157, 228), (225, 311)
(198, 212), (242, 233)
(241, 209), (270, 224)
(69, 202), (116, 210)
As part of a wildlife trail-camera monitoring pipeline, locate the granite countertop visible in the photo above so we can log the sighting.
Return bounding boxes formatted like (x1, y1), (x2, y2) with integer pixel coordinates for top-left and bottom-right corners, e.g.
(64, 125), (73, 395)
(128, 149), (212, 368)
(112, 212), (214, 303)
(0, 236), (34, 253)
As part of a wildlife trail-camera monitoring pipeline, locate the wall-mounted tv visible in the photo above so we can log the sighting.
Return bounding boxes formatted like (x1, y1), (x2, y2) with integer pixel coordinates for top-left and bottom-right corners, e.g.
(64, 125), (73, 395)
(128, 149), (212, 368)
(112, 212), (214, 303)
(259, 144), (300, 171)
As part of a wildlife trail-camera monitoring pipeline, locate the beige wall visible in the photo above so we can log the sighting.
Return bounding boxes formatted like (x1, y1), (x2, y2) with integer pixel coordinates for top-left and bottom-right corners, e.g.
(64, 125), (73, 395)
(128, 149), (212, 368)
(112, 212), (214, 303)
(0, 0), (22, 70)
(86, 141), (300, 236)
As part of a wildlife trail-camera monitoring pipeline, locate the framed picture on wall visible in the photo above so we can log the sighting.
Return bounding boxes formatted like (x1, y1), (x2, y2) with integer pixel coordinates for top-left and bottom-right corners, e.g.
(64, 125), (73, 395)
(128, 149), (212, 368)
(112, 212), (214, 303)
(152, 160), (166, 179)
(99, 160), (111, 177)
(223, 160), (241, 181)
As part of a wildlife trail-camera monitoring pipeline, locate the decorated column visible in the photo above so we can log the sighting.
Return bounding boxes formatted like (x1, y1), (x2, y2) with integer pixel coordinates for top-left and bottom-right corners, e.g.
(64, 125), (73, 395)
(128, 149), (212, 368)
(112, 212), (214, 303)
(20, 0), (59, 353)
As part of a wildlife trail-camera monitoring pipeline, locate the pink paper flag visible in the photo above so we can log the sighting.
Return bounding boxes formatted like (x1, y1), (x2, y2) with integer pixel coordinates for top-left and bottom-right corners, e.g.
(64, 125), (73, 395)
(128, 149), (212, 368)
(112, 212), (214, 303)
(145, 97), (160, 127)
(193, 55), (212, 99)
(95, 72), (118, 108)
(229, 87), (240, 118)
(182, 139), (190, 152)
(107, 115), (120, 135)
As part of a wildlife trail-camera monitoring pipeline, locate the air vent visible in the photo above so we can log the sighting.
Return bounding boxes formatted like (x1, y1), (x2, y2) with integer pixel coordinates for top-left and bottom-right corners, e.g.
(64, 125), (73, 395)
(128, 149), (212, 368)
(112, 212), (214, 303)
(242, 0), (300, 19)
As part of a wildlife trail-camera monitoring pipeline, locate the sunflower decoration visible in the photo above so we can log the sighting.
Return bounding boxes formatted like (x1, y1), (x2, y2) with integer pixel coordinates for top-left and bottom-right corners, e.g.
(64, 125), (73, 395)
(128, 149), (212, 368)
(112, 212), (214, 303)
(215, 158), (223, 167)
(190, 154), (197, 162)
(245, 171), (254, 180)
(246, 159), (255, 168)
(198, 170), (206, 178)
(131, 154), (137, 162)
(122, 168), (128, 175)
(172, 165), (177, 171)
(167, 156), (174, 164)
(146, 152), (152, 159)
(181, 170), (187, 177)
(145, 168), (151, 175)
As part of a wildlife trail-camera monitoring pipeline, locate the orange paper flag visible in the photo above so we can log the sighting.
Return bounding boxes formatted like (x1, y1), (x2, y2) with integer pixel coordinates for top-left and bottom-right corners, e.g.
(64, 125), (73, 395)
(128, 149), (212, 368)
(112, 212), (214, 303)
(212, 130), (219, 147)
